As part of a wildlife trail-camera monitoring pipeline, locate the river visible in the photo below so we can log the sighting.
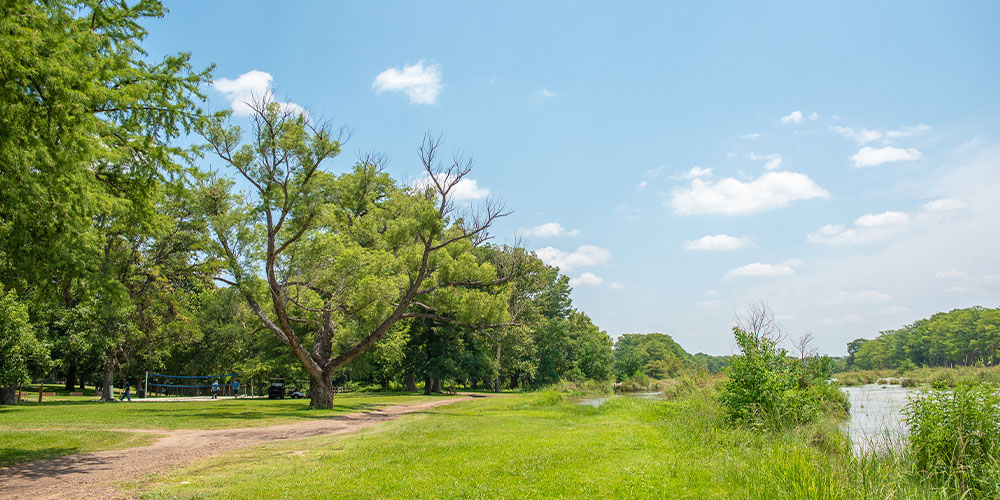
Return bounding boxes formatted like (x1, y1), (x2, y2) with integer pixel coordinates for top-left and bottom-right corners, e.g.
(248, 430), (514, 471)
(842, 383), (918, 453)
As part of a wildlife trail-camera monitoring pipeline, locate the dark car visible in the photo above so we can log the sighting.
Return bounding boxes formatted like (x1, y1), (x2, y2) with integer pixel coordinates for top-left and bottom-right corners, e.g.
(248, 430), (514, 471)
(267, 378), (285, 399)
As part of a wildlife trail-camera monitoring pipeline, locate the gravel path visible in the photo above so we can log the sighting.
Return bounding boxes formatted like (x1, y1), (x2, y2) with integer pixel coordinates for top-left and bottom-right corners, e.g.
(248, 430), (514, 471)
(0, 396), (479, 499)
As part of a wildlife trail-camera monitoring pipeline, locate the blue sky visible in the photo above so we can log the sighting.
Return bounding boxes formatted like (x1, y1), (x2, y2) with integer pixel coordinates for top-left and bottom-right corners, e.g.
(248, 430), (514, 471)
(146, 1), (1000, 355)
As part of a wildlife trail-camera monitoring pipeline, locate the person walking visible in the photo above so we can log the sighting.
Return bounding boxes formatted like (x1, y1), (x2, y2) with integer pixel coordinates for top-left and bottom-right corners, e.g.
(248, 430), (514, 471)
(211, 379), (219, 399)
(232, 379), (240, 398)
(120, 381), (131, 402)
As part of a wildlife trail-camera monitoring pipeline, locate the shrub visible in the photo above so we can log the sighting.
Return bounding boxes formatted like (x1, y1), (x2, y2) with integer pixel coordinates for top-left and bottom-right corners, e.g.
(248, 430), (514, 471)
(719, 327), (818, 429)
(903, 383), (1000, 498)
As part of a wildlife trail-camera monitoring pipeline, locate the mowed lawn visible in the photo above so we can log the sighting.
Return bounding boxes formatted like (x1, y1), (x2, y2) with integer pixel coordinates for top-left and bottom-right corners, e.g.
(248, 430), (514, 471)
(0, 393), (445, 467)
(129, 391), (868, 500)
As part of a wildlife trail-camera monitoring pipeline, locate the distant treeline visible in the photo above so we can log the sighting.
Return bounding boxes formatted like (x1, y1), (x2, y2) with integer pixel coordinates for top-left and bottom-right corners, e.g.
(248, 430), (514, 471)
(847, 306), (1000, 370)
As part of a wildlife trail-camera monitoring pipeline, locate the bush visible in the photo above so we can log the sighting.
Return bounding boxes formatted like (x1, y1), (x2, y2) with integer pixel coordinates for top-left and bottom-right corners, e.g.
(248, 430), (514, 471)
(903, 383), (1000, 498)
(719, 327), (819, 429)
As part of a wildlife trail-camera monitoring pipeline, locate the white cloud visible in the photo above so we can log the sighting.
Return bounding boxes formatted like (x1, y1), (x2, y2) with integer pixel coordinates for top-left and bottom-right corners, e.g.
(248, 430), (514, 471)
(724, 262), (795, 279)
(670, 171), (830, 215)
(780, 110), (804, 123)
(372, 61), (443, 105)
(808, 112), (819, 120)
(831, 126), (884, 144)
(850, 146), (923, 167)
(829, 290), (891, 305)
(412, 173), (490, 201)
(536, 89), (557, 98)
(750, 152), (783, 170)
(740, 133), (761, 140)
(609, 281), (625, 290)
(637, 180), (648, 190)
(518, 222), (579, 238)
(807, 211), (910, 246)
(885, 124), (932, 139)
(213, 70), (306, 117)
(682, 234), (754, 251)
(535, 245), (611, 271)
(923, 198), (968, 213)
(832, 124), (931, 144)
(934, 270), (966, 279)
(673, 166), (713, 180)
(570, 272), (604, 287)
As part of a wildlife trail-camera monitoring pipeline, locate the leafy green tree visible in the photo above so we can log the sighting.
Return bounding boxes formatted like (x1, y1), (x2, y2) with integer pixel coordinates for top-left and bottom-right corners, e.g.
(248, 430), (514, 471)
(200, 99), (514, 409)
(614, 333), (693, 380)
(0, 287), (48, 404)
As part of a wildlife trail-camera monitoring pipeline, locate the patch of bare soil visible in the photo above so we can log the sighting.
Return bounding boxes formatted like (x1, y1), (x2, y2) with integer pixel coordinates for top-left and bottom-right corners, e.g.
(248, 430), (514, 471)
(0, 396), (482, 499)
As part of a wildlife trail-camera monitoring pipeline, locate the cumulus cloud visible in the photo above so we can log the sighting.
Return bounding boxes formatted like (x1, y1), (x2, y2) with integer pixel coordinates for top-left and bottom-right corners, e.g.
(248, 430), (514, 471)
(569, 272), (604, 287)
(682, 234), (754, 251)
(672, 166), (713, 180)
(412, 174), (490, 201)
(535, 245), (611, 271)
(850, 146), (923, 167)
(213, 70), (306, 117)
(724, 262), (795, 279)
(670, 171), (830, 215)
(518, 222), (579, 238)
(637, 180), (648, 190)
(808, 211), (910, 245)
(832, 124), (931, 145)
(750, 152), (783, 170)
(781, 110), (804, 123)
(372, 61), (443, 105)
(923, 198), (968, 213)
(609, 281), (625, 290)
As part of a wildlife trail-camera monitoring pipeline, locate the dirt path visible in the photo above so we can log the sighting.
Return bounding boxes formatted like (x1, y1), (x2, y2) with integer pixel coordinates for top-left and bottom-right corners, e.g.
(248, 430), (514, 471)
(0, 396), (480, 499)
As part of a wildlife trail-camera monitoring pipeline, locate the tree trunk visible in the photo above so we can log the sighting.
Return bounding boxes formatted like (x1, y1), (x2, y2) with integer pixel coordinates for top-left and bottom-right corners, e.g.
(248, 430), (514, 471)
(65, 359), (77, 392)
(404, 372), (417, 392)
(509, 375), (519, 389)
(1, 385), (16, 405)
(494, 343), (503, 394)
(423, 374), (433, 395)
(308, 371), (336, 410)
(470, 379), (478, 389)
(431, 378), (441, 393)
(100, 362), (114, 402)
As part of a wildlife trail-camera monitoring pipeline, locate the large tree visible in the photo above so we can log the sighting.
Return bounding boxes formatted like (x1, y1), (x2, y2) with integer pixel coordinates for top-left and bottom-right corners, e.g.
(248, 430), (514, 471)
(201, 98), (514, 409)
(0, 0), (210, 402)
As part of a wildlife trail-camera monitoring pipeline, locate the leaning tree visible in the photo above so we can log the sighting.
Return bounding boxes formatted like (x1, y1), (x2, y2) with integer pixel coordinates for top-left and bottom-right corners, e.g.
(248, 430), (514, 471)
(200, 97), (515, 408)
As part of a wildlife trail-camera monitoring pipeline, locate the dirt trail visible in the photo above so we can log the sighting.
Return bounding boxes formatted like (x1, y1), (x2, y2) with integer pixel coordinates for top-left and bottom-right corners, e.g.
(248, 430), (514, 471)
(0, 396), (480, 499)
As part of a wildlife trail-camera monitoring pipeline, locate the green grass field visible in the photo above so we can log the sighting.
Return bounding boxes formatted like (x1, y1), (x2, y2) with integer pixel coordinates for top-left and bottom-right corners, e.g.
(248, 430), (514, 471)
(0, 393), (442, 432)
(125, 390), (944, 500)
(0, 430), (159, 467)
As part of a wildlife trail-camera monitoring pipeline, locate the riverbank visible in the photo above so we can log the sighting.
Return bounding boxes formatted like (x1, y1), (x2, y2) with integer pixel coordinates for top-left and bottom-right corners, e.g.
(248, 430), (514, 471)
(837, 365), (1000, 387)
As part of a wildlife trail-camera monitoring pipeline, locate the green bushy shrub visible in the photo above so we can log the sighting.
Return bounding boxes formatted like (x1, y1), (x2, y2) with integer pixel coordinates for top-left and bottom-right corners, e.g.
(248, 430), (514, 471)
(719, 327), (819, 429)
(904, 383), (1000, 498)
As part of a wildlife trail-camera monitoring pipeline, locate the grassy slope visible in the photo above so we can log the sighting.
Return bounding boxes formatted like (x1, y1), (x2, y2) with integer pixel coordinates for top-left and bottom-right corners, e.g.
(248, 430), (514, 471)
(0, 430), (159, 467)
(129, 390), (941, 500)
(0, 393), (442, 431)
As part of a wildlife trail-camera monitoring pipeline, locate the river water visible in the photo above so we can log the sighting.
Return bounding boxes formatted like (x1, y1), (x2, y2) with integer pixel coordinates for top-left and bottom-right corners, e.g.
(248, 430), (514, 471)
(842, 384), (918, 453)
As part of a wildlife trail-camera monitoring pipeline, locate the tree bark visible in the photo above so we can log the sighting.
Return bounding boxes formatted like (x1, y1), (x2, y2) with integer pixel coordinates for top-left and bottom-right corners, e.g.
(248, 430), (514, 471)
(100, 362), (115, 402)
(404, 372), (417, 392)
(65, 359), (77, 392)
(431, 378), (441, 393)
(308, 371), (336, 410)
(470, 379), (478, 389)
(1, 385), (17, 405)
(509, 375), (519, 389)
(423, 374), (433, 395)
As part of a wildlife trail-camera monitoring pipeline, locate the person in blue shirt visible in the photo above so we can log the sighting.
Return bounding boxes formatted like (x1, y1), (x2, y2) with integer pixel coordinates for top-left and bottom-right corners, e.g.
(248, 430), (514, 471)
(232, 379), (240, 398)
(120, 381), (131, 402)
(211, 380), (219, 399)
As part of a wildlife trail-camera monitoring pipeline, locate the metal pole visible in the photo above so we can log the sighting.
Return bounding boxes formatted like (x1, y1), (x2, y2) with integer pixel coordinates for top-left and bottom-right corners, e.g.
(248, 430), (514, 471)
(144, 372), (148, 398)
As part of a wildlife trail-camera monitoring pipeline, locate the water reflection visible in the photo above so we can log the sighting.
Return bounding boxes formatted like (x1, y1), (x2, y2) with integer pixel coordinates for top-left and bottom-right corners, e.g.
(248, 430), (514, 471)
(843, 384), (918, 454)
(577, 392), (664, 407)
